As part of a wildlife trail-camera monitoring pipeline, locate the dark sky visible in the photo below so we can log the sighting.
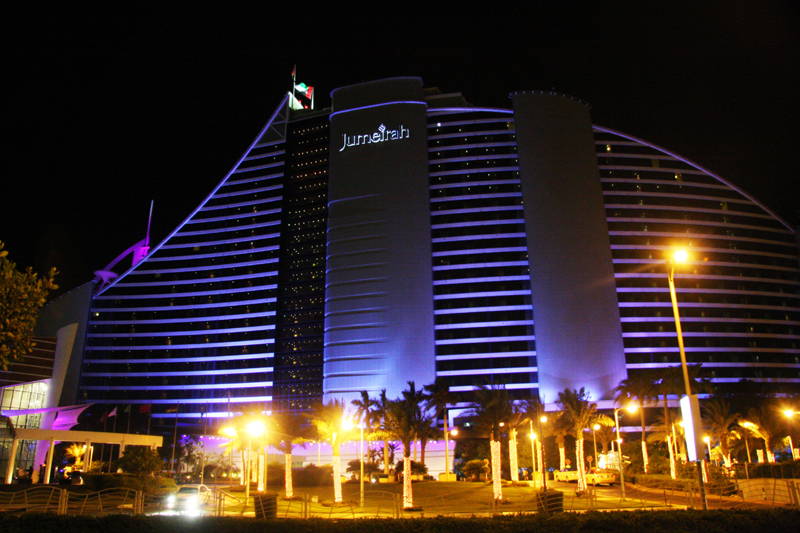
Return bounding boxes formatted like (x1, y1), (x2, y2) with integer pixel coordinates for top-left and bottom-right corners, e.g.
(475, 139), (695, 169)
(4, 2), (798, 296)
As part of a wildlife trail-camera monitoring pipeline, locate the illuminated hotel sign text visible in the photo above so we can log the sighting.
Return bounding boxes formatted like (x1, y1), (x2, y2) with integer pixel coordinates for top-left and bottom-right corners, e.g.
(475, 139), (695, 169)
(339, 123), (409, 152)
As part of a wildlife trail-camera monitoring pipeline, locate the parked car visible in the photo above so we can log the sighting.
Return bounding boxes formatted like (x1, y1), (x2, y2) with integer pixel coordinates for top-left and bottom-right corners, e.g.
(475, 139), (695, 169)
(166, 484), (211, 514)
(554, 468), (617, 486)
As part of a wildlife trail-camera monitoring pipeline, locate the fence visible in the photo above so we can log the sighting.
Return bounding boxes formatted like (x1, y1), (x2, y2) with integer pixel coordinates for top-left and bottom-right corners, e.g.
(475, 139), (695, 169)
(3, 480), (798, 518)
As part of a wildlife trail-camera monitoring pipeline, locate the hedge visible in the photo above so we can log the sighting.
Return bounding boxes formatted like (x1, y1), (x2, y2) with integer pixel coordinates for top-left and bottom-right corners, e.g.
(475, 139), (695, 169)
(2, 510), (798, 533)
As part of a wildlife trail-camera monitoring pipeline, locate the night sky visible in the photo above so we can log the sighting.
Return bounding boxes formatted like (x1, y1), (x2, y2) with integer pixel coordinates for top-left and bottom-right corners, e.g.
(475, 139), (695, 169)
(4, 2), (798, 297)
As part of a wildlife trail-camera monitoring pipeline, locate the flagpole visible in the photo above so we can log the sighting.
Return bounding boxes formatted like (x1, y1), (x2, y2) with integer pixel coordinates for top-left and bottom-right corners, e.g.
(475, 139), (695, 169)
(100, 408), (108, 472)
(109, 408), (118, 473)
(147, 405), (152, 436)
(126, 405), (131, 434)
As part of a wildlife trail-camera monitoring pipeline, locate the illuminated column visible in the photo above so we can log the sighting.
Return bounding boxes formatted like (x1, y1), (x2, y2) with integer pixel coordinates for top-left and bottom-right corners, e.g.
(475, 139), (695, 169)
(511, 91), (627, 402)
(325, 77), (435, 403)
(285, 453), (293, 498)
(491, 439), (502, 500)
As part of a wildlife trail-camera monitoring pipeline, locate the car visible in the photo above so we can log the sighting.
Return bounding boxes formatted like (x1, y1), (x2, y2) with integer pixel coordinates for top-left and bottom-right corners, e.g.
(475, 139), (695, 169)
(166, 484), (211, 515)
(554, 468), (617, 486)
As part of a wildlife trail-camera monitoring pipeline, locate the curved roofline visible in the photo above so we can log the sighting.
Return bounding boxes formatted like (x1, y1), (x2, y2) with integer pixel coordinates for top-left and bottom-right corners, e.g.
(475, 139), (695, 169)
(593, 124), (793, 232)
(94, 94), (292, 298)
(427, 107), (513, 115)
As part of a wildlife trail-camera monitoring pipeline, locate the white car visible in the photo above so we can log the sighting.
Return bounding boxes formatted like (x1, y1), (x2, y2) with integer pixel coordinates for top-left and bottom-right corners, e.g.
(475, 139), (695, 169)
(166, 484), (211, 514)
(554, 468), (617, 486)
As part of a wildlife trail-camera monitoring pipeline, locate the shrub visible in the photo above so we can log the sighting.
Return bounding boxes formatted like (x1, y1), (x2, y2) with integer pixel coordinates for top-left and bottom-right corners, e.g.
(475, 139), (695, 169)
(462, 459), (488, 480)
(394, 460), (428, 475)
(81, 473), (175, 495)
(292, 464), (332, 486)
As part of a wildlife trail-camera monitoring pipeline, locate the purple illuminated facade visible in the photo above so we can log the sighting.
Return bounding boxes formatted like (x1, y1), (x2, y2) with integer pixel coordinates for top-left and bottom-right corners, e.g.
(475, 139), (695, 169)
(71, 78), (799, 431)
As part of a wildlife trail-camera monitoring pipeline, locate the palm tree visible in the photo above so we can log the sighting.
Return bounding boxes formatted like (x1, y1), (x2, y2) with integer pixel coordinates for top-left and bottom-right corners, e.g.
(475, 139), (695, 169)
(352, 391), (378, 472)
(470, 383), (512, 500)
(272, 412), (311, 498)
(742, 404), (781, 462)
(702, 398), (741, 467)
(64, 443), (87, 470)
(307, 399), (352, 503)
(521, 396), (548, 477)
(551, 411), (571, 471)
(506, 402), (528, 481)
(416, 411), (439, 467)
(557, 388), (603, 492)
(219, 415), (252, 486)
(372, 389), (393, 475)
(648, 409), (683, 478)
(386, 382), (423, 508)
(424, 377), (458, 476)
(615, 370), (658, 473)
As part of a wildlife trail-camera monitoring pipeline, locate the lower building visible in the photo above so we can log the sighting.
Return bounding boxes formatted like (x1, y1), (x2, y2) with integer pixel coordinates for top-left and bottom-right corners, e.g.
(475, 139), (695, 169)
(26, 77), (800, 434)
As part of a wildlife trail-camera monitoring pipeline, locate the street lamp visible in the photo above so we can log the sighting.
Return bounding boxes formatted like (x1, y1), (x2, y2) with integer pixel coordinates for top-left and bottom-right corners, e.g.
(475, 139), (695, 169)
(220, 426), (237, 489)
(536, 414), (548, 491)
(245, 420), (265, 503)
(614, 404), (637, 499)
(667, 249), (708, 510)
(784, 410), (796, 459)
(529, 431), (536, 484)
(343, 417), (364, 507)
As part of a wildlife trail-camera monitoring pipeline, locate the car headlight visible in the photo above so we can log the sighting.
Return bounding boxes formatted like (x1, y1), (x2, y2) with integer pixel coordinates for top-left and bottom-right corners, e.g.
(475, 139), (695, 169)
(166, 495), (176, 507)
(186, 495), (198, 509)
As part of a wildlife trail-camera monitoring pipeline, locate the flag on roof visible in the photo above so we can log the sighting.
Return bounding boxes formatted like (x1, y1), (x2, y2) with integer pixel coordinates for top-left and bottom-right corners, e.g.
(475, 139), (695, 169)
(166, 405), (179, 413)
(140, 404), (151, 414)
(123, 404), (131, 414)
(108, 407), (117, 417)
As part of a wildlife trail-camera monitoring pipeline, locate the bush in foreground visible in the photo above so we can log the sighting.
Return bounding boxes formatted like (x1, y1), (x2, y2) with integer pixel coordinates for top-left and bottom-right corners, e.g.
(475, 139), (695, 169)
(2, 510), (798, 533)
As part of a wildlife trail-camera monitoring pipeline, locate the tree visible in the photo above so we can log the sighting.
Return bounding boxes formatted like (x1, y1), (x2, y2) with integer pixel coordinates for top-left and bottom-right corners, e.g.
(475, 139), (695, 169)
(615, 371), (658, 473)
(557, 388), (603, 492)
(470, 383), (512, 501)
(0, 241), (58, 370)
(372, 389), (393, 475)
(351, 390), (378, 461)
(424, 377), (458, 473)
(272, 412), (311, 498)
(307, 399), (351, 503)
(116, 446), (163, 476)
(653, 365), (709, 476)
(386, 382), (423, 508)
(742, 404), (781, 462)
(506, 402), (527, 481)
(64, 443), (86, 470)
(703, 398), (741, 467)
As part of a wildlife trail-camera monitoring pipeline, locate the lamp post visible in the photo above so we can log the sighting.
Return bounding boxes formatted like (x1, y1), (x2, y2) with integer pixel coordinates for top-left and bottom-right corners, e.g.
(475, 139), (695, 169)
(529, 420), (537, 487)
(784, 410), (796, 459)
(443, 410), (452, 480)
(343, 417), (364, 507)
(703, 436), (713, 464)
(614, 404), (637, 500)
(537, 414), (548, 491)
(220, 426), (237, 489)
(667, 248), (708, 509)
(245, 420), (265, 504)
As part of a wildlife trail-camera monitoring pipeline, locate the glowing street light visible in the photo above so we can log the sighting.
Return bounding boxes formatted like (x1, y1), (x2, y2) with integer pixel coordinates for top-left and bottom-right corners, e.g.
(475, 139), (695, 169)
(245, 419), (265, 503)
(667, 248), (708, 509)
(592, 424), (600, 469)
(343, 417), (364, 507)
(220, 426), (237, 489)
(784, 410), (797, 459)
(614, 404), (637, 500)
